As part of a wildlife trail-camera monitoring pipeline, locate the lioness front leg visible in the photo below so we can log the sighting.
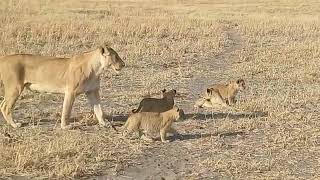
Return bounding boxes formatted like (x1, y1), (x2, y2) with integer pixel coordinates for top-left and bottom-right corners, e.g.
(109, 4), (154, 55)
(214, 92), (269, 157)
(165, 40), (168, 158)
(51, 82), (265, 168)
(61, 92), (76, 129)
(86, 90), (114, 129)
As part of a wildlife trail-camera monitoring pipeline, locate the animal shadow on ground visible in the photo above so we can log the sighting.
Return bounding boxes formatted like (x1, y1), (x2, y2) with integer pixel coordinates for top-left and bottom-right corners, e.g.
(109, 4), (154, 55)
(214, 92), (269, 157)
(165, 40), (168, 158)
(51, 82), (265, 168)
(186, 111), (268, 121)
(107, 114), (129, 122)
(156, 131), (245, 142)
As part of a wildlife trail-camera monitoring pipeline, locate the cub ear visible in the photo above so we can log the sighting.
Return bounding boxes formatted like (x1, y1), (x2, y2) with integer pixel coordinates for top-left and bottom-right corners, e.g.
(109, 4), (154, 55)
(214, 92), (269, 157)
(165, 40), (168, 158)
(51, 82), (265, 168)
(206, 88), (211, 94)
(173, 89), (177, 94)
(177, 108), (180, 112)
(236, 79), (244, 84)
(100, 45), (110, 56)
(162, 89), (167, 93)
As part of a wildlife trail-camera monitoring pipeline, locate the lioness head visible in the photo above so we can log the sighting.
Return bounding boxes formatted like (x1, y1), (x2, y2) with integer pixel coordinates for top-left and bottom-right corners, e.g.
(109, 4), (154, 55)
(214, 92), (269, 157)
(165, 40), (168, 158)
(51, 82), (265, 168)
(162, 89), (177, 99)
(235, 79), (246, 91)
(100, 45), (125, 73)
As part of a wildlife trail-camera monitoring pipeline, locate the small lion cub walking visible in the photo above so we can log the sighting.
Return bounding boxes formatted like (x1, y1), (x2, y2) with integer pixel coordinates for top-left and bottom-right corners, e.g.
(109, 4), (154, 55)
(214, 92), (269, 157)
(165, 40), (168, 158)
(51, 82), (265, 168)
(123, 106), (180, 143)
(194, 79), (246, 109)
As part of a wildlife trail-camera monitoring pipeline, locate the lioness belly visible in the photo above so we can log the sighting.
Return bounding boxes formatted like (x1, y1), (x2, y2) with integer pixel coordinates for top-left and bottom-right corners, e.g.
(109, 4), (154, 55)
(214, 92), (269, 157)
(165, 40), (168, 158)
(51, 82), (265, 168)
(27, 83), (65, 94)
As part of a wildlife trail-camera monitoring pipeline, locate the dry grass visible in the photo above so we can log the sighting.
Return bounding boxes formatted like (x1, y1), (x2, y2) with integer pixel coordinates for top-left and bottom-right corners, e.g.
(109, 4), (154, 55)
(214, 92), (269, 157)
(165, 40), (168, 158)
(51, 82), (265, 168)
(0, 0), (320, 179)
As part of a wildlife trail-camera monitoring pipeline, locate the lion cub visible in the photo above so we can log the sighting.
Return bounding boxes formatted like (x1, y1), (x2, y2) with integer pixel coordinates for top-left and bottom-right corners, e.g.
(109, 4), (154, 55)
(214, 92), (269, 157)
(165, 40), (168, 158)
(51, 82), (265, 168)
(123, 106), (180, 143)
(132, 89), (176, 113)
(194, 79), (245, 108)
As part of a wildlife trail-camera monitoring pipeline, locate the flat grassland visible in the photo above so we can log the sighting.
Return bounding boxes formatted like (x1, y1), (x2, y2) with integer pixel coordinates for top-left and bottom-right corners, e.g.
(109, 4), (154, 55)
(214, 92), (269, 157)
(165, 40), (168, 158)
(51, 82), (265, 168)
(0, 0), (320, 179)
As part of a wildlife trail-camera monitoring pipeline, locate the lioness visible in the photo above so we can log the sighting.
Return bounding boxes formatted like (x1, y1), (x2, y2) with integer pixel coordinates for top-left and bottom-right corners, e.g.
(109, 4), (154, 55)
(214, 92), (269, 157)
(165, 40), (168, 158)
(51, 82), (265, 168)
(123, 106), (180, 143)
(194, 79), (245, 108)
(132, 89), (176, 113)
(0, 44), (125, 129)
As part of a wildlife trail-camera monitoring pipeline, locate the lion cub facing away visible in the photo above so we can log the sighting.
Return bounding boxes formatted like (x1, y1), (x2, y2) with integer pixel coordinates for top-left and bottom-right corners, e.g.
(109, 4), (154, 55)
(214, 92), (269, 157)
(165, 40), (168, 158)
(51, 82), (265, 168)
(195, 79), (246, 108)
(132, 89), (176, 113)
(123, 106), (180, 143)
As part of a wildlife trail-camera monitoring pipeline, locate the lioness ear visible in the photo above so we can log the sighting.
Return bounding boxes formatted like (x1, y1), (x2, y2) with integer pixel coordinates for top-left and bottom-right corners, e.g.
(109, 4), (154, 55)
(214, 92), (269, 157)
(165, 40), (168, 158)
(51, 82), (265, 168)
(177, 108), (180, 112)
(173, 89), (177, 94)
(162, 89), (166, 93)
(206, 88), (211, 94)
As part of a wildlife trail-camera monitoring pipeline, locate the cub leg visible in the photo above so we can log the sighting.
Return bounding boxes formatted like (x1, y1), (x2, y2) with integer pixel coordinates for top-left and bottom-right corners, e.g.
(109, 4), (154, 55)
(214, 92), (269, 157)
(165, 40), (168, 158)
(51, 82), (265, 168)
(168, 127), (179, 136)
(160, 128), (169, 143)
(229, 96), (236, 105)
(194, 98), (206, 108)
(139, 130), (154, 142)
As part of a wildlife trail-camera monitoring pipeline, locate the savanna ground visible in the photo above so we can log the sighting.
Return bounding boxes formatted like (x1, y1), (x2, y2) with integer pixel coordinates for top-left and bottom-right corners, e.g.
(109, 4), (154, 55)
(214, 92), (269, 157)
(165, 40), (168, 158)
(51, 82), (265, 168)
(0, 0), (320, 179)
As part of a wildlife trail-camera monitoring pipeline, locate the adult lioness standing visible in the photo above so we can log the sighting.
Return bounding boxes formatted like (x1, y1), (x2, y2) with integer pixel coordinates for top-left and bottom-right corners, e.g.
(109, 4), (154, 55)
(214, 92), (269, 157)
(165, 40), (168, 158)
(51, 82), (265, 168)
(0, 44), (125, 129)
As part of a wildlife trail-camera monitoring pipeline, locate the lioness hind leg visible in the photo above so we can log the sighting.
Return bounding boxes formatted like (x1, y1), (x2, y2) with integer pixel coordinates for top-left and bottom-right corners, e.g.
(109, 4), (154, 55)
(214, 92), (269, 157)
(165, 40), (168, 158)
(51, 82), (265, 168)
(1, 86), (24, 128)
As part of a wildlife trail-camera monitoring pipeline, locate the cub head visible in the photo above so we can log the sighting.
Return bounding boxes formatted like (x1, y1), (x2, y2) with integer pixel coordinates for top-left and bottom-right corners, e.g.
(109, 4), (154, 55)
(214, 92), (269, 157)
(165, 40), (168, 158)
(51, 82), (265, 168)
(235, 79), (246, 91)
(100, 44), (125, 73)
(162, 89), (177, 99)
(206, 88), (218, 96)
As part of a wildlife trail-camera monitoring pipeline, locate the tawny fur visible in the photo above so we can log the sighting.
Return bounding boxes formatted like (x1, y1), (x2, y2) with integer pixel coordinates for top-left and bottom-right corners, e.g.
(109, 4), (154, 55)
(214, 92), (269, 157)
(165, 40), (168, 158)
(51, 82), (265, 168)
(194, 79), (245, 109)
(123, 106), (180, 142)
(0, 44), (125, 129)
(132, 89), (176, 113)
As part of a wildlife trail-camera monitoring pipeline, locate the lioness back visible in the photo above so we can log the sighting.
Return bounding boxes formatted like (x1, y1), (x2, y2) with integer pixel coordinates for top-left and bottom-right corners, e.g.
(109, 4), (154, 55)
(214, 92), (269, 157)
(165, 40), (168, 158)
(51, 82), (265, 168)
(0, 54), (70, 93)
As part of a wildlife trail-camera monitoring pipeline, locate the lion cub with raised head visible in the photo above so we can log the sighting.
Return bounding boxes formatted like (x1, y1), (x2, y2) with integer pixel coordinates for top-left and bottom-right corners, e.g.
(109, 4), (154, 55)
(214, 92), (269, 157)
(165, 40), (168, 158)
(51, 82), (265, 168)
(132, 89), (176, 113)
(123, 106), (180, 143)
(195, 79), (245, 108)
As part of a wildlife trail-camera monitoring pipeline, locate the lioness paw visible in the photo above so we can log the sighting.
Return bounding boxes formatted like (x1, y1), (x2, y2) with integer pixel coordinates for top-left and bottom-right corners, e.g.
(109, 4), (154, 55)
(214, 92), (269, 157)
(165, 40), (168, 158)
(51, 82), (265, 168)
(11, 123), (22, 128)
(162, 140), (170, 143)
(98, 121), (107, 127)
(60, 124), (74, 130)
(141, 135), (154, 142)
